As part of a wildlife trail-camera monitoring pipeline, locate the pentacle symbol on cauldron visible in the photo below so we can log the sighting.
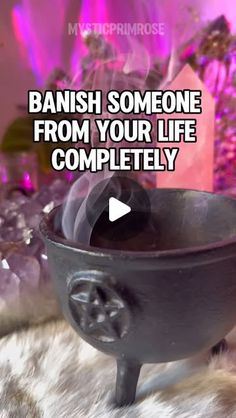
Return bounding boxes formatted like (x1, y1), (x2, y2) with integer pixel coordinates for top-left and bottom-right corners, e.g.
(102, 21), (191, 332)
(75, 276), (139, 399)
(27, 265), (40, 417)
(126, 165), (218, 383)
(68, 273), (130, 343)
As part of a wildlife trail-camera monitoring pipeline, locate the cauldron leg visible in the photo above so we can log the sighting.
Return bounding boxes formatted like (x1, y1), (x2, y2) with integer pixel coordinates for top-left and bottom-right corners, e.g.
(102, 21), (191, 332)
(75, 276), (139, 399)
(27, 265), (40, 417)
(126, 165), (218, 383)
(211, 339), (228, 356)
(115, 359), (141, 407)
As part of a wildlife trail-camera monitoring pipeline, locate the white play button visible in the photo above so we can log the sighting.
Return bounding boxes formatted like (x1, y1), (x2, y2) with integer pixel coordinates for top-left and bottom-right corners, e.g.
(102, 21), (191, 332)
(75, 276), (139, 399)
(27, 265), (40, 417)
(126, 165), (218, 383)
(109, 197), (131, 222)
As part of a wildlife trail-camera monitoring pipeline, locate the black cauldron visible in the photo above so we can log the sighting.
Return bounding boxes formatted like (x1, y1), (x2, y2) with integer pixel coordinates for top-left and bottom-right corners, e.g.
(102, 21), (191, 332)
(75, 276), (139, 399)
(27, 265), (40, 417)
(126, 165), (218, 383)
(40, 189), (236, 407)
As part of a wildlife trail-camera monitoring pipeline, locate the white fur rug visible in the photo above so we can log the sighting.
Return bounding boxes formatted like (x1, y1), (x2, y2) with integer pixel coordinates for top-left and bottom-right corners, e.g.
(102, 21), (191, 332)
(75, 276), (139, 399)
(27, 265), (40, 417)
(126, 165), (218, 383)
(1, 321), (236, 418)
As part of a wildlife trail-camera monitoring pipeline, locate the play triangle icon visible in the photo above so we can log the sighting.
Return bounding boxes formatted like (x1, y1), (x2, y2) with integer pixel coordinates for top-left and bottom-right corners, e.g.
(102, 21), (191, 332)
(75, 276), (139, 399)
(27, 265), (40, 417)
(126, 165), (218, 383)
(109, 197), (131, 222)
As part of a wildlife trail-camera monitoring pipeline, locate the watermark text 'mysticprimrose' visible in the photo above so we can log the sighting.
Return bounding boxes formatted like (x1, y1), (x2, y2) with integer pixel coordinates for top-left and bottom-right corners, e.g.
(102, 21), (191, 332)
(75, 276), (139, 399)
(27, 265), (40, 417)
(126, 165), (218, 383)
(68, 22), (165, 37)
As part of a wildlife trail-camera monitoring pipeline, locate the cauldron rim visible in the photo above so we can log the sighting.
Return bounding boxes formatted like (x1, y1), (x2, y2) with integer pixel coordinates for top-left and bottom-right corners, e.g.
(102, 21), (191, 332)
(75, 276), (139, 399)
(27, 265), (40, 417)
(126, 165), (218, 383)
(40, 188), (236, 260)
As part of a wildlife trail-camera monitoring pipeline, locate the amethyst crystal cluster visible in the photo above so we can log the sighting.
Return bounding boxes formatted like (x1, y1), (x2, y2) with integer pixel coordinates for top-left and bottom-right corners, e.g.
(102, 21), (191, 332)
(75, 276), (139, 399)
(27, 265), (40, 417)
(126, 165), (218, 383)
(0, 179), (68, 306)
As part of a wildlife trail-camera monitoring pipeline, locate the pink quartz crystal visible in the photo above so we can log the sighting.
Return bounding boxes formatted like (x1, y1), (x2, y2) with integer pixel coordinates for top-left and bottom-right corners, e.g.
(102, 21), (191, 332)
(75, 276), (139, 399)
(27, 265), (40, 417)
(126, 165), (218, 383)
(157, 65), (215, 191)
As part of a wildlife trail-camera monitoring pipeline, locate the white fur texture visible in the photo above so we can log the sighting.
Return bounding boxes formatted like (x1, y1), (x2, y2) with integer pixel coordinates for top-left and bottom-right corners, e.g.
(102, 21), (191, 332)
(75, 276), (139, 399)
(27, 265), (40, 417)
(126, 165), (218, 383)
(0, 282), (60, 338)
(1, 321), (236, 417)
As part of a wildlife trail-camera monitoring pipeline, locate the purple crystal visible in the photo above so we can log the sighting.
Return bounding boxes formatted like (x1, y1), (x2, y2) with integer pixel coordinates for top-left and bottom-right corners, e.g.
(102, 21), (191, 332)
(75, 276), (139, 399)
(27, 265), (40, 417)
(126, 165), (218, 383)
(14, 194), (30, 207)
(0, 226), (24, 242)
(20, 201), (43, 229)
(34, 185), (51, 207)
(49, 179), (68, 202)
(0, 259), (20, 302)
(206, 15), (230, 35)
(7, 253), (40, 288)
(0, 178), (68, 295)
(0, 200), (18, 217)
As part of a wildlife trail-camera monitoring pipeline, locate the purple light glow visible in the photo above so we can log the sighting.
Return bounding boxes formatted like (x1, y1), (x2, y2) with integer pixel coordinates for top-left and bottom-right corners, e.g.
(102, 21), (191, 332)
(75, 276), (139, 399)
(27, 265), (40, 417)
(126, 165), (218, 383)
(22, 172), (34, 191)
(64, 171), (76, 184)
(11, 1), (68, 84)
(0, 169), (8, 185)
(12, 4), (43, 85)
(11, 0), (172, 85)
(10, 1), (236, 88)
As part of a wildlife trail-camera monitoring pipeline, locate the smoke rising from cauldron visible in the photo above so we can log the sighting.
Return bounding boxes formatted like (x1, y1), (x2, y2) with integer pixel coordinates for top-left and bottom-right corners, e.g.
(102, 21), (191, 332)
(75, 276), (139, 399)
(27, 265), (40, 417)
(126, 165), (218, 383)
(62, 45), (152, 244)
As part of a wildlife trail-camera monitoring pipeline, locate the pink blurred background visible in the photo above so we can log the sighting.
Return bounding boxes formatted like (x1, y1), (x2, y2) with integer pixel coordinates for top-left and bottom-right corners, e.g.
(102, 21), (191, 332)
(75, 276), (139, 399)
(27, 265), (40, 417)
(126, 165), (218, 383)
(0, 0), (235, 139)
